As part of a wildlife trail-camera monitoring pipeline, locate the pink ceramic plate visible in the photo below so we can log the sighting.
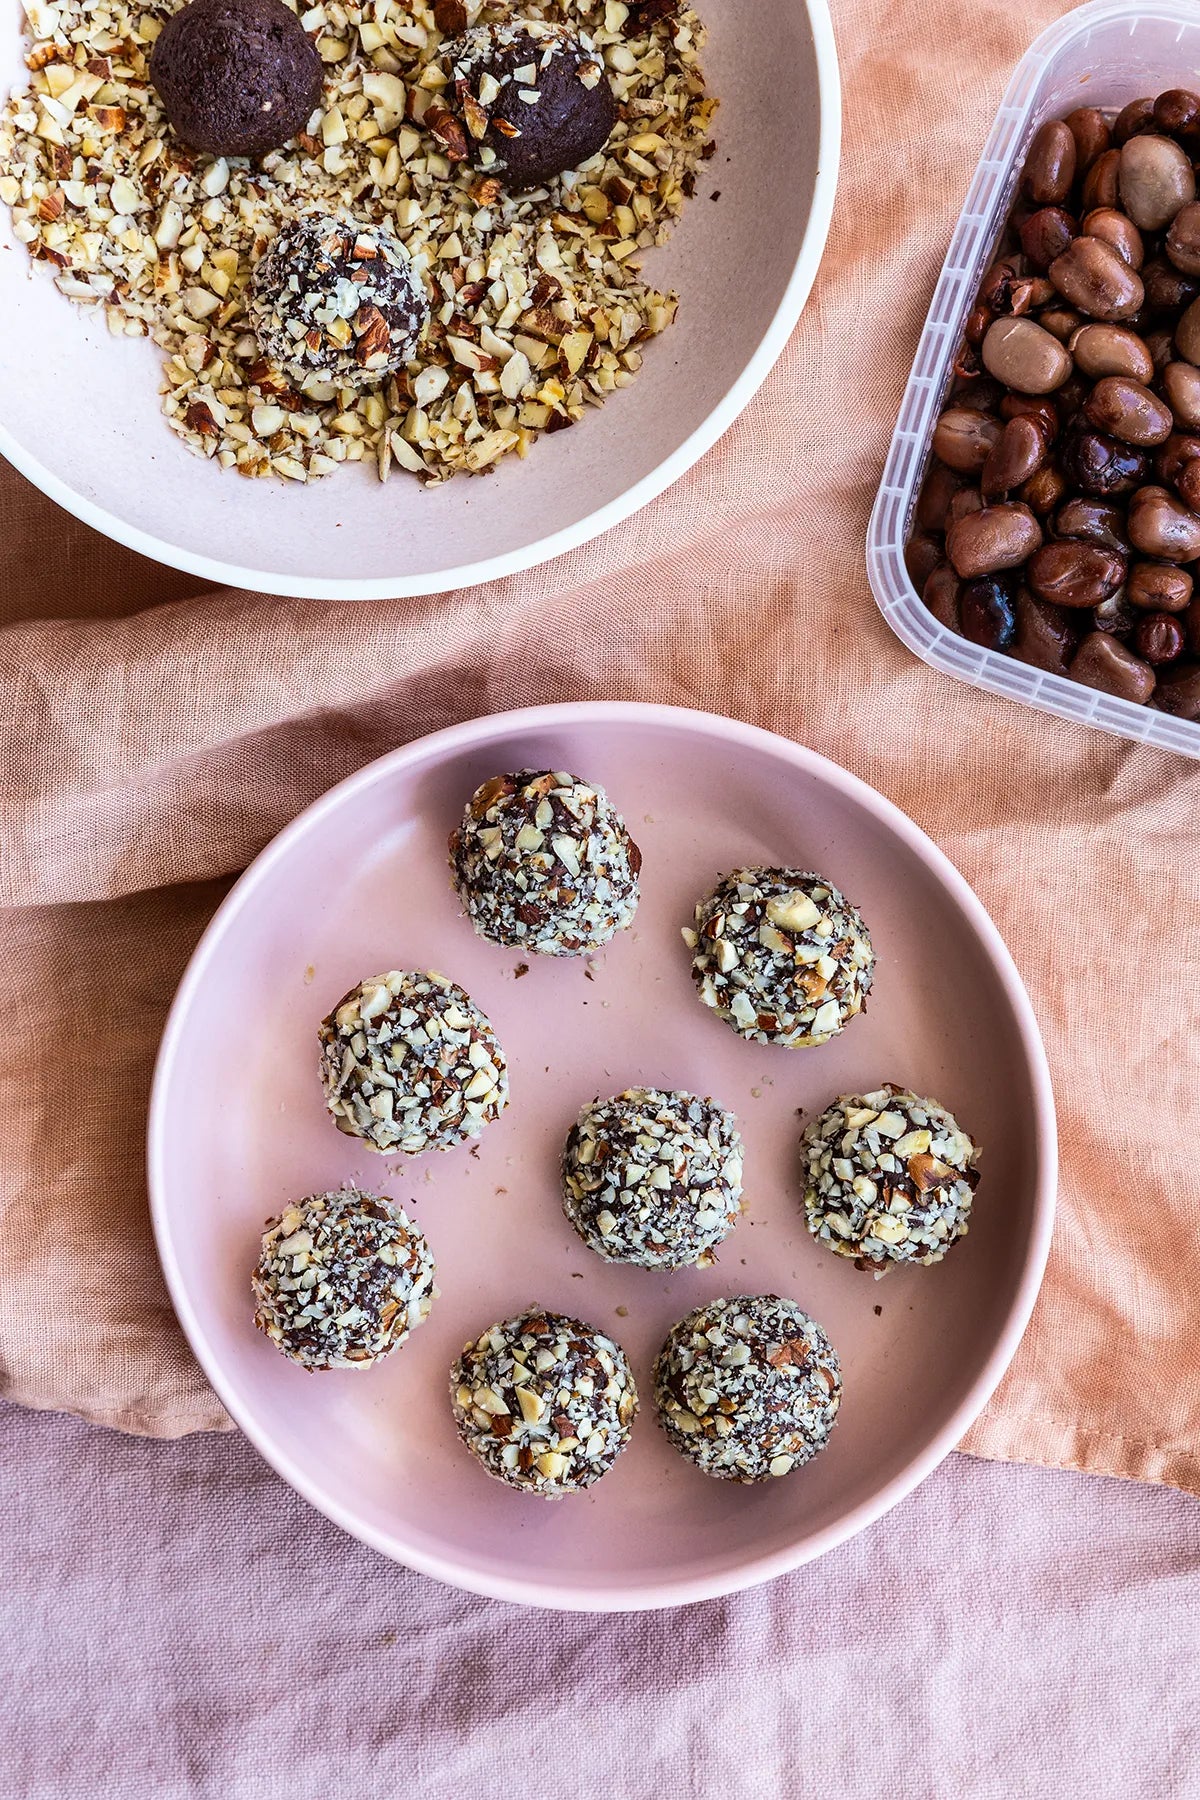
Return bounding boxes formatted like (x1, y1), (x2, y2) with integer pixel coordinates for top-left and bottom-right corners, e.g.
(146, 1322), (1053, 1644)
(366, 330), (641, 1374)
(149, 704), (1056, 1610)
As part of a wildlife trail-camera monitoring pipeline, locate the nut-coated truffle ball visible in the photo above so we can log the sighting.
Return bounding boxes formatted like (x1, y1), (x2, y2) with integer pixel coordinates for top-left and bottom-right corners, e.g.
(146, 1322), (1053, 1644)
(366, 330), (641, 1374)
(802, 1086), (981, 1273)
(450, 1307), (638, 1495)
(150, 0), (323, 159)
(561, 1087), (744, 1268)
(685, 868), (875, 1047)
(445, 18), (616, 189)
(252, 1187), (436, 1370)
(318, 969), (508, 1155)
(654, 1296), (841, 1481)
(248, 213), (429, 387)
(448, 768), (641, 957)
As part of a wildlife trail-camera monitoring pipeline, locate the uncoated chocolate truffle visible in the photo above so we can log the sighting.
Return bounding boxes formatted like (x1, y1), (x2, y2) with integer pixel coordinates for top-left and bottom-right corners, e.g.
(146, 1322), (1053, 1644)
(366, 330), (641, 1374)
(249, 213), (429, 387)
(445, 18), (617, 189)
(150, 0), (323, 160)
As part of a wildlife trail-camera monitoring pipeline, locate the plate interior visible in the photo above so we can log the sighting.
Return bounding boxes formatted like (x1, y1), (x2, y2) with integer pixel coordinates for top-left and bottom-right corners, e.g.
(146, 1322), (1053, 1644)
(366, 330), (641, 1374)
(154, 713), (1045, 1604)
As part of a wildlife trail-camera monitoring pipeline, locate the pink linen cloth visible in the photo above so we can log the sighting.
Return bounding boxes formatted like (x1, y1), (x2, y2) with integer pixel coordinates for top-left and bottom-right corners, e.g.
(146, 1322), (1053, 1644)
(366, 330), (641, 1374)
(4, 1399), (1198, 1798)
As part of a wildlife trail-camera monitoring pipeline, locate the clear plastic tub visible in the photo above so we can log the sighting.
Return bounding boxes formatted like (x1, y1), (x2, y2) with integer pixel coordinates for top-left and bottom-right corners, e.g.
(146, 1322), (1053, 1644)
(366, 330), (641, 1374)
(866, 0), (1200, 761)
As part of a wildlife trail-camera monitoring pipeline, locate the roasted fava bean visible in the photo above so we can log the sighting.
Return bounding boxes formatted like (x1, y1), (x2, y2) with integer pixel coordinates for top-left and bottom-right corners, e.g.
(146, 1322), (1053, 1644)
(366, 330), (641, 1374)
(1026, 540), (1126, 608)
(1143, 258), (1200, 314)
(1155, 661), (1200, 717)
(1127, 561), (1192, 611)
(1093, 591), (1137, 638)
(1081, 147), (1122, 212)
(1145, 328), (1177, 373)
(1084, 377), (1174, 446)
(945, 485), (984, 528)
(1069, 323), (1155, 383)
(922, 562), (961, 631)
(1001, 393), (1059, 439)
(1021, 120), (1077, 205)
(946, 502), (1043, 578)
(959, 577), (1017, 649)
(952, 377), (1006, 413)
(1166, 203), (1200, 277)
(916, 462), (967, 532)
(1050, 236), (1144, 319)
(1070, 631), (1156, 701)
(1019, 207), (1077, 271)
(1081, 207), (1144, 270)
(1134, 611), (1186, 664)
(1113, 97), (1155, 144)
(1065, 106), (1111, 173)
(1153, 88), (1200, 145)
(981, 317), (1071, 394)
(1038, 307), (1085, 344)
(1011, 590), (1079, 674)
(905, 531), (943, 591)
(1155, 431), (1200, 489)
(1053, 497), (1128, 551)
(1176, 295), (1200, 364)
(982, 415), (1048, 496)
(1118, 134), (1197, 230)
(1059, 426), (1150, 496)
(1021, 464), (1067, 515)
(932, 407), (1003, 473)
(1127, 484), (1200, 560)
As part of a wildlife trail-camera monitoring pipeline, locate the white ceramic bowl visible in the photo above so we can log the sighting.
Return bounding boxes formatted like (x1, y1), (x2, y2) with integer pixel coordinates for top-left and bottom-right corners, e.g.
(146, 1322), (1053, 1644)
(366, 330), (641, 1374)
(0, 2), (839, 598)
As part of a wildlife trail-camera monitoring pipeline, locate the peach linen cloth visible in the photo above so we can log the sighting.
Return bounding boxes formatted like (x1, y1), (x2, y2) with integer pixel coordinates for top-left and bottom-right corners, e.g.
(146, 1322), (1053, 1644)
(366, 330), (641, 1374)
(1, 0), (1198, 1487)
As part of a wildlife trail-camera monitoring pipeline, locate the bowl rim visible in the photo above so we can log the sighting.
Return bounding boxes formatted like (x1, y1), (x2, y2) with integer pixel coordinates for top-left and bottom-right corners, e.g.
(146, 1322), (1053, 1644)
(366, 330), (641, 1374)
(148, 700), (1058, 1611)
(0, 1), (841, 601)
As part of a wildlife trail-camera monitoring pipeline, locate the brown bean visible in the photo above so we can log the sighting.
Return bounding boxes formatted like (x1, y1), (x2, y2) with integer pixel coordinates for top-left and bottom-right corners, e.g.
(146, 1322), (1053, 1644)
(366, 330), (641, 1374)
(1188, 597), (1200, 655)
(1053, 497), (1128, 551)
(1155, 661), (1200, 717)
(951, 377), (1006, 413)
(1082, 147), (1121, 211)
(1059, 425), (1150, 495)
(916, 462), (967, 532)
(1081, 207), (1145, 270)
(1010, 276), (1056, 316)
(1001, 393), (1059, 439)
(965, 301), (994, 347)
(1011, 590), (1079, 674)
(1021, 120), (1077, 205)
(959, 577), (1017, 649)
(1127, 561), (1192, 611)
(1021, 464), (1067, 515)
(981, 316), (1072, 393)
(945, 485), (984, 528)
(1070, 631), (1156, 701)
(1038, 307), (1085, 344)
(1156, 431), (1200, 490)
(1019, 207), (1077, 271)
(982, 415), (1048, 496)
(906, 531), (943, 591)
(1143, 257), (1200, 313)
(1153, 88), (1200, 145)
(1119, 134), (1197, 230)
(1114, 98), (1155, 144)
(1166, 202), (1200, 276)
(946, 503), (1043, 578)
(1026, 540), (1126, 608)
(1084, 377), (1174, 446)
(1176, 295), (1200, 364)
(1134, 611), (1186, 663)
(1094, 592), (1137, 638)
(1068, 323), (1155, 383)
(1050, 237), (1144, 319)
(1127, 485), (1200, 560)
(1145, 328), (1177, 374)
(932, 407), (1003, 474)
(922, 562), (961, 631)
(1065, 106), (1111, 173)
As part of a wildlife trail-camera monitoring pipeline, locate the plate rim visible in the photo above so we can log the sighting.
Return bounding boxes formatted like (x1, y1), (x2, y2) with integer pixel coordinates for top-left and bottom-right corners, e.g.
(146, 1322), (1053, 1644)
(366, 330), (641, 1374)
(0, 1), (841, 601)
(148, 701), (1058, 1610)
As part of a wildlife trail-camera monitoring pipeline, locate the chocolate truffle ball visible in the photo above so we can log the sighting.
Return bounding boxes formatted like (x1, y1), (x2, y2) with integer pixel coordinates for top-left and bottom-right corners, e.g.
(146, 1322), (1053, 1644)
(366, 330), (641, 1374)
(562, 1087), (744, 1268)
(248, 213), (429, 387)
(654, 1296), (841, 1482)
(445, 19), (617, 189)
(150, 0), (323, 159)
(448, 768), (641, 957)
(449, 1307), (638, 1495)
(802, 1086), (981, 1273)
(318, 969), (508, 1155)
(252, 1186), (436, 1370)
(685, 868), (875, 1048)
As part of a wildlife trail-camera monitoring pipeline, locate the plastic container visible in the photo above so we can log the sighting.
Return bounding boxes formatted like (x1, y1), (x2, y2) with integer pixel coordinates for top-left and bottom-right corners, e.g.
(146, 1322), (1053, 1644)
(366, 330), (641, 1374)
(867, 0), (1200, 761)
